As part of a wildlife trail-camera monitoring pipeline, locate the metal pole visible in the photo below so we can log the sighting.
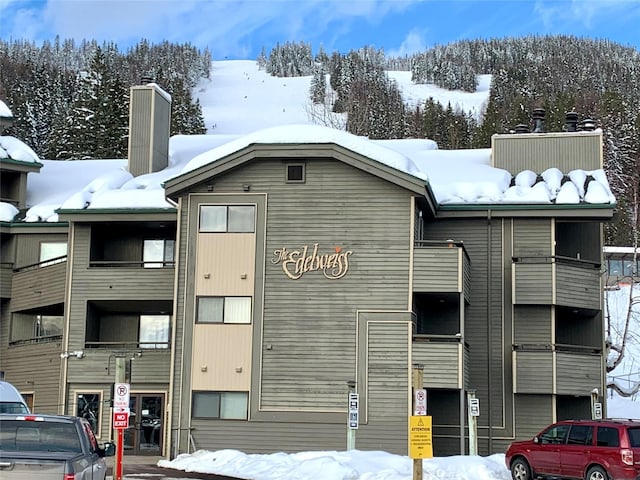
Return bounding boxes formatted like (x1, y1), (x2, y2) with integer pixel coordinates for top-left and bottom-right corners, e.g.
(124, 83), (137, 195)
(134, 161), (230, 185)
(346, 380), (356, 450)
(467, 390), (477, 455)
(412, 365), (423, 480)
(115, 356), (125, 480)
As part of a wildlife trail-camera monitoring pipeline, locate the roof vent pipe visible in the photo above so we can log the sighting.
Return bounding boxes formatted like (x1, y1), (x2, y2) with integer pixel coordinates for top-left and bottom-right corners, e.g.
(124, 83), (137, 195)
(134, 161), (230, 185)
(581, 118), (597, 131)
(532, 108), (545, 133)
(514, 124), (529, 134)
(565, 111), (579, 132)
(140, 75), (154, 85)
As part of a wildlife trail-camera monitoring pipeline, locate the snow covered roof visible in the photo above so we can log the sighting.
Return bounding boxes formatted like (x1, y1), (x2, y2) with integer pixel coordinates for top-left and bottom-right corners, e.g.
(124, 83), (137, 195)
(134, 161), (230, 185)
(0, 123), (616, 223)
(0, 99), (12, 118)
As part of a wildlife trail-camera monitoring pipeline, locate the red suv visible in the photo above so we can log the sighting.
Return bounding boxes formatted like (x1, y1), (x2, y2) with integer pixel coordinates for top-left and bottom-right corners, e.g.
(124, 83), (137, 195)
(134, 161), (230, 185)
(505, 419), (640, 480)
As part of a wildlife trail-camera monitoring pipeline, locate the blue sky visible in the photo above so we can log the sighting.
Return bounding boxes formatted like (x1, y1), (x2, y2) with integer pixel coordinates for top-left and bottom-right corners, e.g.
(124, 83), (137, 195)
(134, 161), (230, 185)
(1, 0), (639, 59)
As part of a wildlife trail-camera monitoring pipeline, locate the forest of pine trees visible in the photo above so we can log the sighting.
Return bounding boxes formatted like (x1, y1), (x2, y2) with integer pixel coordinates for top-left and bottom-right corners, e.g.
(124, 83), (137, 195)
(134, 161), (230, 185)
(1, 35), (638, 245)
(0, 38), (210, 160)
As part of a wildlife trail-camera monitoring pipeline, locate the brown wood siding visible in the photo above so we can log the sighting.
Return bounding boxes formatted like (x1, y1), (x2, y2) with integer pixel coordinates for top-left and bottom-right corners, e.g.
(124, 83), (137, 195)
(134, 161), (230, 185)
(555, 352), (602, 395)
(514, 351), (553, 394)
(9, 261), (66, 311)
(513, 306), (552, 344)
(412, 341), (461, 389)
(513, 263), (553, 304)
(412, 246), (462, 292)
(66, 349), (171, 384)
(512, 219), (552, 257)
(492, 132), (602, 173)
(555, 263), (601, 311)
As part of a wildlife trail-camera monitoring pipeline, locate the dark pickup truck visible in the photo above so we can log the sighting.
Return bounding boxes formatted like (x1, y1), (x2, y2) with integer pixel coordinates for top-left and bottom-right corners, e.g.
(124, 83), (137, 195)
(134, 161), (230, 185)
(0, 413), (115, 480)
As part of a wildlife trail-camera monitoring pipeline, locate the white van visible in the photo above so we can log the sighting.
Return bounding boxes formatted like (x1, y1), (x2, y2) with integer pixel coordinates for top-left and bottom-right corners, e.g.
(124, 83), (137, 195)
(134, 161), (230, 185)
(0, 380), (30, 413)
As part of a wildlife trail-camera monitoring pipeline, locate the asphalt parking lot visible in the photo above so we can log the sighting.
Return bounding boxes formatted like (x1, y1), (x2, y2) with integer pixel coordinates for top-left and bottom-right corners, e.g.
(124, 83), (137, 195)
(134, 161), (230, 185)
(106, 457), (241, 480)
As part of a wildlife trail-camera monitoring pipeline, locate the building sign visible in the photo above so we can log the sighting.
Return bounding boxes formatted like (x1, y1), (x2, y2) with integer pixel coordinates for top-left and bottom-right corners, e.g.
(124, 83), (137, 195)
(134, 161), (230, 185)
(272, 244), (353, 280)
(414, 389), (427, 416)
(348, 392), (359, 429)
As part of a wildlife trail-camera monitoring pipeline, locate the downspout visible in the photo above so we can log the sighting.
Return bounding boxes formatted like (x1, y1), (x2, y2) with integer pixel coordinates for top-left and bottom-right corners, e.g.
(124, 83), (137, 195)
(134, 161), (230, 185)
(486, 209), (493, 453)
(59, 221), (75, 415)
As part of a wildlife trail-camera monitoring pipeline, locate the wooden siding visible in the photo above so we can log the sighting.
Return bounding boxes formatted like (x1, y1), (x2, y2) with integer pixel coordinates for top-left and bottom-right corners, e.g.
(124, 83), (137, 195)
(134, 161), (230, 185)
(172, 157), (416, 454)
(423, 219), (507, 431)
(191, 324), (251, 390)
(10, 261), (66, 311)
(1, 265), (11, 298)
(412, 341), (462, 389)
(0, 340), (62, 414)
(513, 306), (552, 344)
(70, 266), (174, 301)
(513, 394), (553, 440)
(195, 234), (255, 295)
(513, 263), (553, 304)
(513, 350), (553, 394)
(66, 349), (171, 384)
(14, 233), (68, 268)
(555, 352), (602, 395)
(555, 263), (601, 311)
(512, 219), (552, 257)
(492, 132), (602, 173)
(412, 246), (462, 293)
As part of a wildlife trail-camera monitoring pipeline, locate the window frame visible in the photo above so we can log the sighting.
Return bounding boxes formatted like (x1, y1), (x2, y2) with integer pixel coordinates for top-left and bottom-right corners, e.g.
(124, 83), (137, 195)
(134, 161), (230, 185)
(138, 315), (171, 349)
(143, 239), (175, 268)
(74, 391), (102, 438)
(285, 162), (305, 183)
(191, 391), (249, 419)
(196, 296), (252, 324)
(39, 241), (67, 267)
(199, 205), (256, 233)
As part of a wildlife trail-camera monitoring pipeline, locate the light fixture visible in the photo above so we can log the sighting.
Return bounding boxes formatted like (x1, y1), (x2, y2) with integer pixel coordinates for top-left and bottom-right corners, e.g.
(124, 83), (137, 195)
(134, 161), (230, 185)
(242, 184), (251, 191)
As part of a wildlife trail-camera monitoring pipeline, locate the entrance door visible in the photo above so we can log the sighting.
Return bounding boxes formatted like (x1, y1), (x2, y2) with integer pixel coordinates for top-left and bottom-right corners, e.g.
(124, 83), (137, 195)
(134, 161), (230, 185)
(123, 393), (164, 455)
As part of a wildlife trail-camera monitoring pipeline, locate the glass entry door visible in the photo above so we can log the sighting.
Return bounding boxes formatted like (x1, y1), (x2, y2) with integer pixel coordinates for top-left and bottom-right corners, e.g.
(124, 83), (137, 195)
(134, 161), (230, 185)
(123, 393), (164, 455)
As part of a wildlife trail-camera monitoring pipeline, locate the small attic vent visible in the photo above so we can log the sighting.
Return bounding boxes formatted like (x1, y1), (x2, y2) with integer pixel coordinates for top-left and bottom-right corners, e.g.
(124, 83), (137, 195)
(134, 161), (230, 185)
(286, 163), (305, 183)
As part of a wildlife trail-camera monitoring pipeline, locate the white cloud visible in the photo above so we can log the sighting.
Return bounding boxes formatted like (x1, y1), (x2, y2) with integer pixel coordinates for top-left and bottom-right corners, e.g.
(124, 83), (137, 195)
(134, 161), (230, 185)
(534, 0), (639, 31)
(388, 28), (427, 57)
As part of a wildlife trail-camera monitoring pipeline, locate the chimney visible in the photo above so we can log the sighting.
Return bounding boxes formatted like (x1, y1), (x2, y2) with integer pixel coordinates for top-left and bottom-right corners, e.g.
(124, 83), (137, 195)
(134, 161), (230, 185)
(128, 81), (171, 177)
(565, 111), (579, 132)
(581, 118), (597, 131)
(532, 108), (545, 133)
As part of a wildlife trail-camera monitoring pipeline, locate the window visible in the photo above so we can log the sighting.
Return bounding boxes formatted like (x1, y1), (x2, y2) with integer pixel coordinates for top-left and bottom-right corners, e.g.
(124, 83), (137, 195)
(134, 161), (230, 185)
(40, 242), (67, 266)
(11, 314), (63, 343)
(596, 426), (620, 447)
(286, 163), (305, 183)
(196, 297), (251, 324)
(192, 391), (248, 419)
(567, 425), (593, 445)
(76, 392), (101, 436)
(139, 315), (170, 348)
(608, 260), (622, 276)
(143, 239), (175, 268)
(540, 425), (570, 445)
(199, 205), (255, 233)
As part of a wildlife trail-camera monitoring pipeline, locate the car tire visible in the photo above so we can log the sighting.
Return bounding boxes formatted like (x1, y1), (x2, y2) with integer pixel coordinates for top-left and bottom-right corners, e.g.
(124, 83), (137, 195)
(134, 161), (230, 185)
(586, 465), (608, 480)
(511, 457), (532, 480)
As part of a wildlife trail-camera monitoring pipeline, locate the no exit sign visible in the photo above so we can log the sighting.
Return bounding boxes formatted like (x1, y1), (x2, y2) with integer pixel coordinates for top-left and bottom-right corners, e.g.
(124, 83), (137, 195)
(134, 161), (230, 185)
(113, 411), (129, 429)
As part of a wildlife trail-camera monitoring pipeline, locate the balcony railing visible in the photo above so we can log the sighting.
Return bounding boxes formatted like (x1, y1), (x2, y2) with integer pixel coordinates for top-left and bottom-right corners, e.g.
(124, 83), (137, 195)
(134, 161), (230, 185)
(89, 260), (175, 268)
(513, 343), (603, 395)
(412, 334), (468, 389)
(85, 341), (170, 349)
(413, 240), (471, 301)
(512, 256), (601, 310)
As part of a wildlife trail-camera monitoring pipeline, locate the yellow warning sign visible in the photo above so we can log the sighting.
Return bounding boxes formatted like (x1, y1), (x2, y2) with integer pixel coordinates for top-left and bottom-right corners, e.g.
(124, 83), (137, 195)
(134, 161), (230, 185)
(409, 415), (433, 459)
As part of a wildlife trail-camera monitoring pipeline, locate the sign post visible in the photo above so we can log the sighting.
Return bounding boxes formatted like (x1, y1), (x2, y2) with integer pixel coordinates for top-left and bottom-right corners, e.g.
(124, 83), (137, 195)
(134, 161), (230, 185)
(346, 381), (358, 450)
(410, 365), (432, 480)
(113, 361), (129, 480)
(467, 390), (479, 455)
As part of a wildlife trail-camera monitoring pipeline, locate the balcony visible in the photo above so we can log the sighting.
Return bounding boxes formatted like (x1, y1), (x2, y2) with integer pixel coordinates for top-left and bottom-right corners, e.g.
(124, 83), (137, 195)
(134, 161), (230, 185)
(512, 256), (601, 310)
(413, 241), (471, 302)
(513, 344), (602, 395)
(412, 335), (468, 389)
(10, 258), (67, 310)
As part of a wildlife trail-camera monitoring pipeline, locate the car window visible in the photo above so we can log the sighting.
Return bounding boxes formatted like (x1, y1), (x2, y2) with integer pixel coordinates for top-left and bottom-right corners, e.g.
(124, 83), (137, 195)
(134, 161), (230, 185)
(540, 425), (570, 445)
(596, 426), (620, 447)
(567, 425), (593, 445)
(628, 427), (640, 448)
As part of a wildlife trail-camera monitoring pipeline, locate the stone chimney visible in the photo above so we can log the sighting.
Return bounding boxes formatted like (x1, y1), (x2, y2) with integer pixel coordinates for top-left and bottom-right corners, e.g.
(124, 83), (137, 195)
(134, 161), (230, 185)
(128, 80), (171, 177)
